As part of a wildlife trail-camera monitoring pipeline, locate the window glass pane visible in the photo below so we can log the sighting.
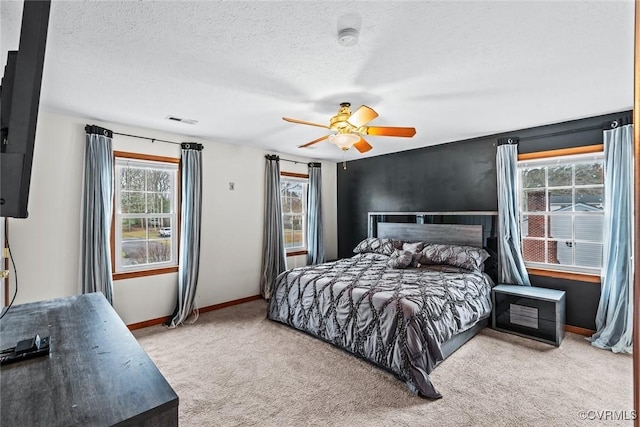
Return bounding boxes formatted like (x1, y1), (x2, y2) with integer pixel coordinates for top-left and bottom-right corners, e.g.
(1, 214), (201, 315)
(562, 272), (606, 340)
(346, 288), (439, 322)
(283, 232), (293, 249)
(121, 241), (147, 266)
(120, 167), (145, 191)
(291, 194), (302, 213)
(283, 215), (294, 248)
(292, 215), (303, 247)
(548, 165), (572, 187)
(121, 191), (145, 214)
(548, 189), (572, 211)
(521, 167), (545, 188)
(146, 169), (172, 192)
(574, 242), (603, 269)
(522, 239), (546, 263)
(548, 215), (572, 239)
(549, 239), (573, 266)
(575, 187), (603, 209)
(575, 215), (603, 242)
(575, 162), (604, 186)
(149, 193), (171, 214)
(282, 195), (291, 213)
(121, 218), (147, 240)
(147, 240), (172, 263)
(290, 182), (303, 194)
(521, 215), (545, 238)
(523, 190), (546, 212)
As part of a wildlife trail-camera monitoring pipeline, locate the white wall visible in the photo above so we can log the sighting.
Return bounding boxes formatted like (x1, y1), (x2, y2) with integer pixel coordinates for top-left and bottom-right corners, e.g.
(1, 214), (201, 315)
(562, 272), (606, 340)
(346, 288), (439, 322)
(5, 111), (337, 324)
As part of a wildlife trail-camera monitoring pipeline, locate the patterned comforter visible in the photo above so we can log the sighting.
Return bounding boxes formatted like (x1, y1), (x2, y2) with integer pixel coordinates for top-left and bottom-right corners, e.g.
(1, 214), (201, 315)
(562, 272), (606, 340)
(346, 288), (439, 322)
(267, 253), (493, 398)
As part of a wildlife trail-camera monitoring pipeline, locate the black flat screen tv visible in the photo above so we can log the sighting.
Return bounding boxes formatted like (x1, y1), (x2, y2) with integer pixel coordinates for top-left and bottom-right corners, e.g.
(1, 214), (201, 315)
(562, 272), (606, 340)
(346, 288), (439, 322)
(0, 0), (51, 218)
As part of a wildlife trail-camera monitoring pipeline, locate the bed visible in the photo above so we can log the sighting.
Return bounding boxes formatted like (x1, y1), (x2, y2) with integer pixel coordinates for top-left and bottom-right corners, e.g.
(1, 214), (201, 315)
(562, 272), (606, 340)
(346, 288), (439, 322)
(267, 221), (495, 399)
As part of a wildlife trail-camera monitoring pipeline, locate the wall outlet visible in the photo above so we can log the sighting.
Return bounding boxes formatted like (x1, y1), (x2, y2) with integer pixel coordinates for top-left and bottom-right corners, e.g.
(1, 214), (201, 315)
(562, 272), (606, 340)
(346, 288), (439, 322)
(229, 182), (235, 191)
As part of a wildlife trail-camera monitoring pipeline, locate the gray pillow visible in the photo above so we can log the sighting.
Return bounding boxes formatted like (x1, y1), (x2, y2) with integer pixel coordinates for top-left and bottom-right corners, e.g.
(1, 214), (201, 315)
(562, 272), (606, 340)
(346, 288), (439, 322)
(353, 238), (402, 256)
(403, 242), (425, 267)
(418, 244), (490, 272)
(402, 241), (424, 253)
(387, 249), (413, 269)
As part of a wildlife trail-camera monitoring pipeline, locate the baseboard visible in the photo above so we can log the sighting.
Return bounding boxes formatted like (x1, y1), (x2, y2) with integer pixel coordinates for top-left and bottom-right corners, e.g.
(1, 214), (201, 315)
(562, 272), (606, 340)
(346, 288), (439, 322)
(565, 325), (595, 336)
(127, 316), (172, 331)
(127, 294), (263, 330)
(198, 295), (263, 314)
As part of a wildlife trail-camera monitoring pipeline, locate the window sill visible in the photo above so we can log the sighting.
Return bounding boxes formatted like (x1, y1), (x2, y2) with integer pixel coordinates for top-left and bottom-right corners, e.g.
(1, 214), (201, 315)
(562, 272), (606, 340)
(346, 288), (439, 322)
(286, 250), (308, 257)
(526, 267), (601, 284)
(113, 266), (179, 281)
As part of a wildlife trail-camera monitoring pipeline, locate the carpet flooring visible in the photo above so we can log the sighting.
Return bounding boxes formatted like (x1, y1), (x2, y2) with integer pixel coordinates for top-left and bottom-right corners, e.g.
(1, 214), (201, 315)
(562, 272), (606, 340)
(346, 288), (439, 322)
(133, 300), (633, 427)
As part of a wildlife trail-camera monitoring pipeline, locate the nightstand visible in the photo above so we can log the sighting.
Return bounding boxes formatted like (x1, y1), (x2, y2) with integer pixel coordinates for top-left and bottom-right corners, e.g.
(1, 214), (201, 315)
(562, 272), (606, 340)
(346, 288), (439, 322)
(492, 284), (565, 346)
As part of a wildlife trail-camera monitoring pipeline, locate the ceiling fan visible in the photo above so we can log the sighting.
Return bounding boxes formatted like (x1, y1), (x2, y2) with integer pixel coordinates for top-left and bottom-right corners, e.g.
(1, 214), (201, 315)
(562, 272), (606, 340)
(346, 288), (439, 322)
(283, 103), (416, 153)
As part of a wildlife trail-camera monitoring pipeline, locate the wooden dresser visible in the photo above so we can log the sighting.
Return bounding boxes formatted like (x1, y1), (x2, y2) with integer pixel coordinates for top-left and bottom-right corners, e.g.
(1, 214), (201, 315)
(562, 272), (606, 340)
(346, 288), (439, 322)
(0, 293), (178, 426)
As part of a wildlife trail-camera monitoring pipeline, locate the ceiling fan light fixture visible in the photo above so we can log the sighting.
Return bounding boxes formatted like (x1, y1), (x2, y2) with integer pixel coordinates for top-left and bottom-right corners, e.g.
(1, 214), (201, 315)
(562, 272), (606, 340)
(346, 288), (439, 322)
(329, 133), (360, 150)
(337, 28), (359, 47)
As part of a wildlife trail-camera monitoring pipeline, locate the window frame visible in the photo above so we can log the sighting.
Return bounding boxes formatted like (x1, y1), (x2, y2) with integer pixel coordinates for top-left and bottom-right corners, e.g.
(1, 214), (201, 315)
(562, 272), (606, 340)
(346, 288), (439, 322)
(280, 172), (309, 257)
(112, 151), (181, 280)
(517, 144), (604, 282)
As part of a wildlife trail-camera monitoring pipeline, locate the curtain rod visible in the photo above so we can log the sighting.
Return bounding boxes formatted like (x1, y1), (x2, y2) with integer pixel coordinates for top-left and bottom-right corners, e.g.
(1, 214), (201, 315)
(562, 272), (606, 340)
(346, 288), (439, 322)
(112, 131), (181, 146)
(280, 157), (307, 165)
(517, 115), (632, 143)
(517, 124), (603, 142)
(265, 155), (316, 165)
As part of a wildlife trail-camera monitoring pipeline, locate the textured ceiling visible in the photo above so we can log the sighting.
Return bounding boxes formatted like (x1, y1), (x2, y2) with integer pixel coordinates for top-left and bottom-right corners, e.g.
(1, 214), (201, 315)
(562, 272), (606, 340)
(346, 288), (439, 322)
(0, 0), (634, 161)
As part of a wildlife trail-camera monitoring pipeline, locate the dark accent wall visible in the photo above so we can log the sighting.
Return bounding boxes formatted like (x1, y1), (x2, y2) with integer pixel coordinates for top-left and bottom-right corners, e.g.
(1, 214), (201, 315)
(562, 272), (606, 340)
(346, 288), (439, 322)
(337, 110), (631, 330)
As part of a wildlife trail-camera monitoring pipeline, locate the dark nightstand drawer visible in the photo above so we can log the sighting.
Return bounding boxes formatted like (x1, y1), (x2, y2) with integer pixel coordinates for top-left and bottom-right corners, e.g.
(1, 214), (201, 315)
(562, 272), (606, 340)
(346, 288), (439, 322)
(492, 284), (565, 346)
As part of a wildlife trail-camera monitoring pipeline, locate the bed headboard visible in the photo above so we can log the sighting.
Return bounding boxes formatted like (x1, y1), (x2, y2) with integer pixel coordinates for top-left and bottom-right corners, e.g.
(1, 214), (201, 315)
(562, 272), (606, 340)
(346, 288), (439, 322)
(376, 222), (483, 247)
(368, 211), (497, 248)
(368, 211), (499, 283)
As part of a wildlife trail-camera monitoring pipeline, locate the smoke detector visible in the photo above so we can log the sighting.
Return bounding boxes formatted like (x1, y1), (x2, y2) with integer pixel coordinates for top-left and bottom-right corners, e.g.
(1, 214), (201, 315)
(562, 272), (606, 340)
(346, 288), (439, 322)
(337, 28), (359, 47)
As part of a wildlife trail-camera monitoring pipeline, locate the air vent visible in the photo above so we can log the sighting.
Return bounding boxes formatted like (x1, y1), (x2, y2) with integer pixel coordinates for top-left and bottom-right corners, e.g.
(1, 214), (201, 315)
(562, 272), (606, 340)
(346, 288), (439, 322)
(165, 116), (198, 125)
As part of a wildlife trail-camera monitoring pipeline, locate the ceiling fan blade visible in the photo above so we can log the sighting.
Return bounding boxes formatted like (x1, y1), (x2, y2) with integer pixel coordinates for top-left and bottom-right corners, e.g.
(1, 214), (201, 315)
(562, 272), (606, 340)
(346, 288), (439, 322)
(365, 126), (416, 138)
(346, 105), (378, 128)
(353, 137), (373, 153)
(283, 117), (329, 129)
(298, 134), (330, 148)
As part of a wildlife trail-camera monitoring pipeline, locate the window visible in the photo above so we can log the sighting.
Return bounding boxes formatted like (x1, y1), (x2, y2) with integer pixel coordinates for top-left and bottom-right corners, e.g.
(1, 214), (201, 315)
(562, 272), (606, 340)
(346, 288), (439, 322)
(114, 153), (179, 276)
(280, 174), (308, 254)
(518, 152), (604, 275)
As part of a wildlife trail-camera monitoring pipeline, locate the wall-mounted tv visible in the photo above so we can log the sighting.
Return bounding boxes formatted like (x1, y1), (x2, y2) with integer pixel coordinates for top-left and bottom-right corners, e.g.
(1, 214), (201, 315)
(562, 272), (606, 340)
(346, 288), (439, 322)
(0, 0), (51, 218)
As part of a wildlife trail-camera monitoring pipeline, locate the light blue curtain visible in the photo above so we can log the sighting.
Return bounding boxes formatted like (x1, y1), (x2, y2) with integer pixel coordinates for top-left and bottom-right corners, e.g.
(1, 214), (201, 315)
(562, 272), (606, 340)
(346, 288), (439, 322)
(81, 125), (115, 304)
(168, 143), (203, 327)
(307, 162), (324, 265)
(589, 122), (633, 353)
(496, 141), (531, 286)
(260, 155), (286, 299)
